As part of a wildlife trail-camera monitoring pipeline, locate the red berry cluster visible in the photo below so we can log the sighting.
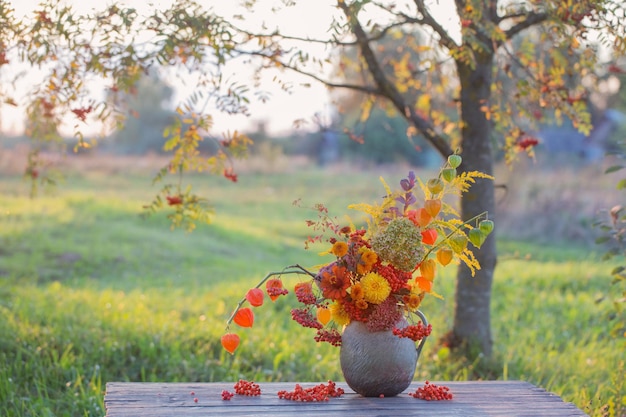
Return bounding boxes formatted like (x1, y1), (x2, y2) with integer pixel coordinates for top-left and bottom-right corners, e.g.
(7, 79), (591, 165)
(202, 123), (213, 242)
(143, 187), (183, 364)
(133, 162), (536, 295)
(376, 263), (411, 292)
(341, 298), (370, 322)
(266, 286), (289, 298)
(392, 323), (432, 341)
(349, 229), (367, 243)
(277, 380), (345, 402)
(291, 308), (323, 329)
(221, 390), (234, 400)
(295, 287), (317, 305)
(233, 379), (261, 396)
(314, 328), (342, 346)
(409, 381), (453, 400)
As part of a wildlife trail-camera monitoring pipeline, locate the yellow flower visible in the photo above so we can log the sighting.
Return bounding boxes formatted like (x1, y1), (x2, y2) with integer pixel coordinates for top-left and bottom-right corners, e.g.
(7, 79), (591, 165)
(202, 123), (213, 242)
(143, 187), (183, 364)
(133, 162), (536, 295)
(361, 272), (391, 304)
(330, 241), (348, 257)
(356, 263), (371, 275)
(329, 301), (351, 326)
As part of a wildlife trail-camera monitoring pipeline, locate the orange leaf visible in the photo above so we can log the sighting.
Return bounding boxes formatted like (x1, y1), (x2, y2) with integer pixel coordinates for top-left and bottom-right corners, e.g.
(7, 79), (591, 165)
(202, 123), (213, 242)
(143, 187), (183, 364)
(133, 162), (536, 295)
(233, 307), (254, 328)
(245, 288), (264, 307)
(221, 333), (240, 354)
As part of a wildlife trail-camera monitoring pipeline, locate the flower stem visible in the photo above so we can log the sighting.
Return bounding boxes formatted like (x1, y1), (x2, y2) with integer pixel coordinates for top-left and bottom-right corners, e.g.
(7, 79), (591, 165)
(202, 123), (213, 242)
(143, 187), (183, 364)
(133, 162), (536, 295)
(423, 210), (490, 259)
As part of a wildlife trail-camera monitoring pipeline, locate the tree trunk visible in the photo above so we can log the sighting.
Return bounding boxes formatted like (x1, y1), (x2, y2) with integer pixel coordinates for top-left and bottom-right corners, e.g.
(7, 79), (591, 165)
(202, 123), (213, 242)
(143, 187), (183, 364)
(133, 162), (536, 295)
(452, 52), (497, 357)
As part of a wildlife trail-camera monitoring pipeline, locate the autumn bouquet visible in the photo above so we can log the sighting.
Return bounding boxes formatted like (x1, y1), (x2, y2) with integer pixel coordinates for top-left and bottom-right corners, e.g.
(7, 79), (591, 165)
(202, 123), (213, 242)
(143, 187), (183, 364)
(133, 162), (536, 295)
(221, 155), (493, 355)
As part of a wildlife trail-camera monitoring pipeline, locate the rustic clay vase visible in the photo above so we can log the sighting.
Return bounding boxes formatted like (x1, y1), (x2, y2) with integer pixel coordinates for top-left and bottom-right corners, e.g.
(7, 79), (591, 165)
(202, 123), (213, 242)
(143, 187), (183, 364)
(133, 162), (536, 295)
(340, 312), (428, 397)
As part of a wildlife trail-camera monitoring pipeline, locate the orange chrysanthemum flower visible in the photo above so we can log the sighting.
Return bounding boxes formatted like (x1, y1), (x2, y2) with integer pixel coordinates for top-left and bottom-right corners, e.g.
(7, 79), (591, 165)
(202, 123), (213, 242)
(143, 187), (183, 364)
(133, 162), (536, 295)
(349, 282), (364, 300)
(360, 249), (378, 266)
(403, 291), (425, 311)
(330, 241), (349, 257)
(356, 248), (378, 274)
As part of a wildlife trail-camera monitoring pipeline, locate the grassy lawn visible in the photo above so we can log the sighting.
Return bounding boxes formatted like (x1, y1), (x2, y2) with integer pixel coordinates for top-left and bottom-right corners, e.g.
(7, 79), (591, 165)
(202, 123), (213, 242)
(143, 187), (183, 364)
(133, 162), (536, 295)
(0, 159), (623, 416)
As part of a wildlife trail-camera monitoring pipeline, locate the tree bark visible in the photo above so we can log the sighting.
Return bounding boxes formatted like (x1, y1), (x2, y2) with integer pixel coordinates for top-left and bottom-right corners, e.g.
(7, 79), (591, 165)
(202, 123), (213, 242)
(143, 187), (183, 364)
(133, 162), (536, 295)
(453, 51), (497, 357)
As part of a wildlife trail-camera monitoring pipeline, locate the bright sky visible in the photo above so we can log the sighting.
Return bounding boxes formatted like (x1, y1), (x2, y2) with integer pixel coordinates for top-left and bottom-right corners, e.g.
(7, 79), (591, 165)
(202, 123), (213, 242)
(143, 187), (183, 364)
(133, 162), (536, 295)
(1, 0), (458, 137)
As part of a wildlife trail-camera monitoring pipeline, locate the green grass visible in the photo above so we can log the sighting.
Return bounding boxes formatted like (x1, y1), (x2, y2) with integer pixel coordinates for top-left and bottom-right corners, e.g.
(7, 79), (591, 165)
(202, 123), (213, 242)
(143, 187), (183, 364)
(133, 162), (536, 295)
(0, 164), (624, 417)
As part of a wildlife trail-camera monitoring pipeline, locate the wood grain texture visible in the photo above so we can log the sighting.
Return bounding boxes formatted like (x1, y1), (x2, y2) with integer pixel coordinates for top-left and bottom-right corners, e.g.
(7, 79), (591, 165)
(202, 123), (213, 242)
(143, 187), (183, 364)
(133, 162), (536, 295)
(105, 381), (589, 417)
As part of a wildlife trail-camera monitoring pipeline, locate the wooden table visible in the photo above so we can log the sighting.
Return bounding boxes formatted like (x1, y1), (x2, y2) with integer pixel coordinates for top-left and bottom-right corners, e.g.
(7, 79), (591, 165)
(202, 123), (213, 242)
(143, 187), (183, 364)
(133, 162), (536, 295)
(104, 381), (588, 416)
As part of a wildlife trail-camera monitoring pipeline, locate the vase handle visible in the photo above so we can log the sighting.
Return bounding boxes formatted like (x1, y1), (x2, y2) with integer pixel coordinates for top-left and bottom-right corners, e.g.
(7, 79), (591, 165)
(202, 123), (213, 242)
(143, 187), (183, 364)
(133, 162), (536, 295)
(414, 310), (429, 359)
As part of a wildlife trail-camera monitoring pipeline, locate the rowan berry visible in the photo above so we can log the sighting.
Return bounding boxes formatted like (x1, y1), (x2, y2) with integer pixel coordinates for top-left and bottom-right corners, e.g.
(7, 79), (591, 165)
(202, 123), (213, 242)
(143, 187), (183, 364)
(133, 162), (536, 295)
(291, 308), (323, 329)
(314, 328), (342, 346)
(409, 381), (453, 400)
(233, 379), (261, 396)
(392, 323), (432, 341)
(277, 380), (344, 402)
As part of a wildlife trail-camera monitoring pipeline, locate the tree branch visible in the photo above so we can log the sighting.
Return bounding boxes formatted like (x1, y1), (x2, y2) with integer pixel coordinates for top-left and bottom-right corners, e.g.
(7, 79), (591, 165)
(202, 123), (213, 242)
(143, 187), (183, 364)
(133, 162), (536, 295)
(230, 20), (409, 49)
(503, 11), (548, 41)
(338, 0), (453, 158)
(412, 0), (459, 50)
(234, 49), (382, 96)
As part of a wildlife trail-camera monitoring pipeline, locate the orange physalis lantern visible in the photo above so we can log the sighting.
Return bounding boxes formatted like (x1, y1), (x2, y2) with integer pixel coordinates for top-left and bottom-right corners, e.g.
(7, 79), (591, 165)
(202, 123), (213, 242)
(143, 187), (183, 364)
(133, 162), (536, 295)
(221, 333), (240, 354)
(316, 307), (331, 326)
(407, 208), (431, 228)
(294, 281), (313, 295)
(424, 199), (442, 218)
(233, 307), (254, 328)
(245, 288), (264, 307)
(419, 259), (436, 282)
(436, 247), (453, 266)
(266, 278), (286, 301)
(421, 229), (438, 245)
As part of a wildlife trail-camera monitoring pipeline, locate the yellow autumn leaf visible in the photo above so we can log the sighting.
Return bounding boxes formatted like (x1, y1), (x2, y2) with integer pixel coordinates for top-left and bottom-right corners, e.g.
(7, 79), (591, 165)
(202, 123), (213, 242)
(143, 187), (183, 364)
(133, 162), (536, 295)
(416, 94), (430, 112)
(360, 99), (373, 122)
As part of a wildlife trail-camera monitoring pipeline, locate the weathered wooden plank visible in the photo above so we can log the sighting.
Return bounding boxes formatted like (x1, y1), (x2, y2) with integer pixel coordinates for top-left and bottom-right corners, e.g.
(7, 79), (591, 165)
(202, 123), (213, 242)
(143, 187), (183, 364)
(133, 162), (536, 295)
(105, 381), (588, 417)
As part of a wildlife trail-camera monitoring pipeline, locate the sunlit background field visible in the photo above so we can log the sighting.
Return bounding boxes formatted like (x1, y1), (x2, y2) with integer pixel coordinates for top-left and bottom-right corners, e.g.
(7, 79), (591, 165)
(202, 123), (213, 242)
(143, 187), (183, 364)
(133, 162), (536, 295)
(0, 150), (624, 417)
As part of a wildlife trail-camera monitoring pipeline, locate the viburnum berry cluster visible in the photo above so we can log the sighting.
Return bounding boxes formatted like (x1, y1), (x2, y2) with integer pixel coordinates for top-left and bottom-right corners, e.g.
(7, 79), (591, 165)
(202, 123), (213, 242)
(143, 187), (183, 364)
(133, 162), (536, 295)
(314, 328), (342, 346)
(291, 308), (323, 329)
(233, 379), (261, 396)
(409, 381), (453, 401)
(392, 322), (432, 341)
(277, 380), (345, 402)
(221, 390), (234, 401)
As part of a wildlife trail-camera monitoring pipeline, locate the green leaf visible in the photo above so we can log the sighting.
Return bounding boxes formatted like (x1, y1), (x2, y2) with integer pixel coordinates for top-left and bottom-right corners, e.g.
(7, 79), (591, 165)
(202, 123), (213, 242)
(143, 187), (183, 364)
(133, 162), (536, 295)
(595, 236), (612, 244)
(617, 179), (626, 190)
(605, 165), (625, 174)
(612, 266), (625, 275)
